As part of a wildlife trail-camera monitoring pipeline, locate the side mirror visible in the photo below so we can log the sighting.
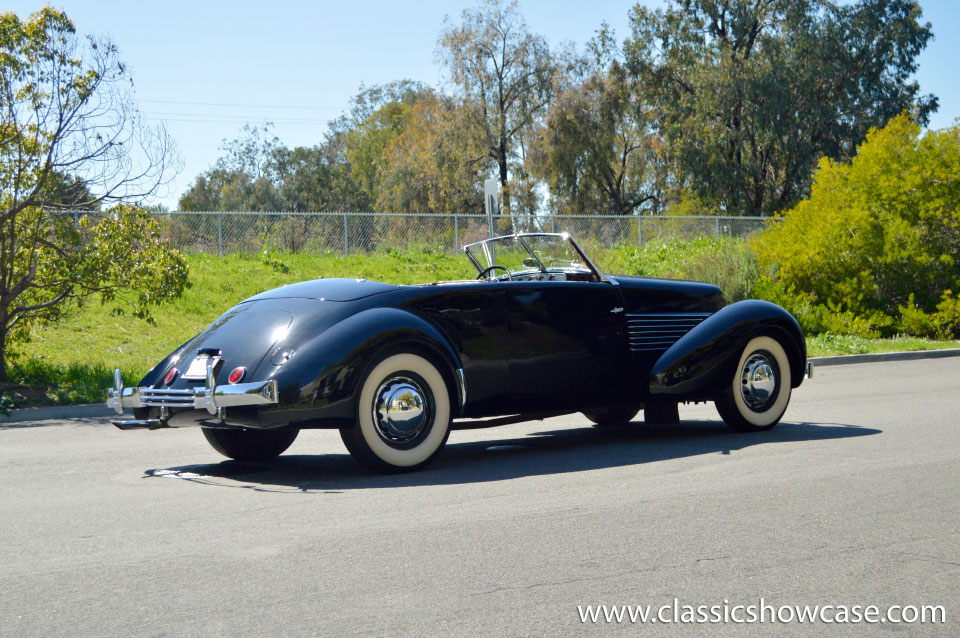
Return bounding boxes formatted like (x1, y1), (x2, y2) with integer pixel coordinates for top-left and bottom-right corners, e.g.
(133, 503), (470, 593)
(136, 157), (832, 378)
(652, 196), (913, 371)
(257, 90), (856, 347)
(522, 257), (538, 268)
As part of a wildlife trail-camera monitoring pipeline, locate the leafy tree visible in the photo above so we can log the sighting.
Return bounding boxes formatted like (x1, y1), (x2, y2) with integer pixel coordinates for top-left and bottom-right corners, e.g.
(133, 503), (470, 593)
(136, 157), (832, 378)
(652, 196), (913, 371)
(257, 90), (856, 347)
(377, 95), (488, 218)
(178, 124), (283, 212)
(292, 137), (369, 212)
(752, 114), (960, 337)
(624, 0), (937, 216)
(0, 9), (186, 381)
(341, 83), (435, 207)
(270, 145), (345, 212)
(328, 80), (433, 212)
(329, 80), (432, 135)
(439, 0), (558, 223)
(534, 47), (673, 217)
(177, 172), (227, 211)
(179, 94), (406, 215)
(345, 101), (414, 205)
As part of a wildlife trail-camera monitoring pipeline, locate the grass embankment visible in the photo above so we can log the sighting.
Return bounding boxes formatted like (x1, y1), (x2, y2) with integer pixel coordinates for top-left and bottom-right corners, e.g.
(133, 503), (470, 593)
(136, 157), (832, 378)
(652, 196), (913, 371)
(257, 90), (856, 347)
(806, 333), (960, 357)
(5, 249), (475, 407)
(5, 245), (958, 407)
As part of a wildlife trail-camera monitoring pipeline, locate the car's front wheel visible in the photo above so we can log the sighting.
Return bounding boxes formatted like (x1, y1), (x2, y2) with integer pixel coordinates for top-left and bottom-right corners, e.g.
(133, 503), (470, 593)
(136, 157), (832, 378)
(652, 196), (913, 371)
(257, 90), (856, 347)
(340, 352), (451, 473)
(714, 336), (792, 431)
(202, 427), (299, 461)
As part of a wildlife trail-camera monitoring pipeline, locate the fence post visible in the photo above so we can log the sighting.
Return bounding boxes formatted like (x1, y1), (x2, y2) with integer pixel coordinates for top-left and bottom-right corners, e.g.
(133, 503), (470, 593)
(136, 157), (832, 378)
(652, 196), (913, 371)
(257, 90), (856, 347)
(715, 216), (720, 238)
(638, 215), (643, 246)
(454, 212), (460, 250)
(217, 213), (223, 256)
(343, 213), (349, 254)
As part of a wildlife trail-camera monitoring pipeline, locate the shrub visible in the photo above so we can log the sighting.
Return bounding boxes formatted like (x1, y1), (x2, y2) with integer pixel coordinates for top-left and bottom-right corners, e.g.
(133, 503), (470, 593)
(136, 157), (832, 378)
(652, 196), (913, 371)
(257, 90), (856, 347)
(752, 113), (960, 337)
(0, 392), (16, 416)
(611, 235), (761, 304)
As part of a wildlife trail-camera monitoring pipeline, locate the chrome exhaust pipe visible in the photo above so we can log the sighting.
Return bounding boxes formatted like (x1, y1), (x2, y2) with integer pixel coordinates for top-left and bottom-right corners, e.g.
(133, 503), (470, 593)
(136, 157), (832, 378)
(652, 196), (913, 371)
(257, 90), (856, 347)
(113, 419), (168, 430)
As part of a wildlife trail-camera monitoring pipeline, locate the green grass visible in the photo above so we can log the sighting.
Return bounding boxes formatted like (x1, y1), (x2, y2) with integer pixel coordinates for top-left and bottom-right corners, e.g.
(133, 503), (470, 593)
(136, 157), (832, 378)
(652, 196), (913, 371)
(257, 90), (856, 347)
(5, 244), (959, 407)
(806, 333), (960, 357)
(5, 248), (475, 406)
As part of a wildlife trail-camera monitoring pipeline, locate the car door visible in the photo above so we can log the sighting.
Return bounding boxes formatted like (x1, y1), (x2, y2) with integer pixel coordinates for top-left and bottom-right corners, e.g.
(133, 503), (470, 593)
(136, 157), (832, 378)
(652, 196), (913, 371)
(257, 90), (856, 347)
(504, 279), (626, 412)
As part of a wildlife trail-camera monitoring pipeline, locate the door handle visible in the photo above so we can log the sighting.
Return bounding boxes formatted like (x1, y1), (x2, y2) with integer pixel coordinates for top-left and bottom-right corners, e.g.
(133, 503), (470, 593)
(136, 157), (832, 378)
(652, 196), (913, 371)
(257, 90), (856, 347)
(610, 307), (624, 314)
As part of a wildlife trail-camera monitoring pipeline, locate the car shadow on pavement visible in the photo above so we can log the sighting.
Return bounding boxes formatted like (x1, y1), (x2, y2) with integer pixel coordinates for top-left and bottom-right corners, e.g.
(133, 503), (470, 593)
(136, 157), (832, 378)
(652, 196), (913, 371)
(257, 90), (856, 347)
(143, 419), (880, 492)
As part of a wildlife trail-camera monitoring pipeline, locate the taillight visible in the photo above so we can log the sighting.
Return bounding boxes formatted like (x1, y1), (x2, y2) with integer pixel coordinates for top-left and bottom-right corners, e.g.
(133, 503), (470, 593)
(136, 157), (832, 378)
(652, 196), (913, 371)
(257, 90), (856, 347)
(228, 367), (245, 384)
(164, 368), (179, 385)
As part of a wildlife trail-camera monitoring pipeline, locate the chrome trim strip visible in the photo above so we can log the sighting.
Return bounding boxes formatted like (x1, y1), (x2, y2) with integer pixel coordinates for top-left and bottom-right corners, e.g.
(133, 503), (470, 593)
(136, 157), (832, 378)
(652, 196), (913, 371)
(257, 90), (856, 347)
(203, 357), (218, 414)
(624, 312), (711, 354)
(113, 419), (166, 430)
(456, 367), (466, 413)
(462, 232), (612, 284)
(196, 379), (279, 411)
(564, 233), (610, 283)
(515, 234), (547, 273)
(107, 369), (126, 414)
(106, 366), (280, 416)
(107, 386), (140, 413)
(626, 313), (713, 318)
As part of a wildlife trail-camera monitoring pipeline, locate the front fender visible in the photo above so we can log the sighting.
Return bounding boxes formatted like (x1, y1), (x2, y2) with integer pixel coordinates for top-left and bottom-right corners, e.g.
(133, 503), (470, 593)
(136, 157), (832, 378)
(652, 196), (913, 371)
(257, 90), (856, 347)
(649, 300), (806, 399)
(255, 307), (463, 425)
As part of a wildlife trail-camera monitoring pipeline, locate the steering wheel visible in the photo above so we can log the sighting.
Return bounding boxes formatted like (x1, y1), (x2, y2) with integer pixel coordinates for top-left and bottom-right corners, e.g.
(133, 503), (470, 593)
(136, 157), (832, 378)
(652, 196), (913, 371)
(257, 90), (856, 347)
(477, 265), (512, 281)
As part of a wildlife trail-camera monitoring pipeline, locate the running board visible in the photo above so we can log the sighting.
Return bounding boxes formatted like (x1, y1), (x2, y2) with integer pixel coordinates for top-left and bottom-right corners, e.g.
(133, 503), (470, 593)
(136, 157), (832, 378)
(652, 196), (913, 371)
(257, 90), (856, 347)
(452, 411), (573, 430)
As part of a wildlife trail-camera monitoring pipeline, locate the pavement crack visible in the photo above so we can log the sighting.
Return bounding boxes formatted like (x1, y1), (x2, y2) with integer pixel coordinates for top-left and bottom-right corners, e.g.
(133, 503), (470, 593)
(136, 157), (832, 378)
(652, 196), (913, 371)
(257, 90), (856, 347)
(472, 564), (686, 596)
(694, 555), (729, 563)
(908, 554), (960, 568)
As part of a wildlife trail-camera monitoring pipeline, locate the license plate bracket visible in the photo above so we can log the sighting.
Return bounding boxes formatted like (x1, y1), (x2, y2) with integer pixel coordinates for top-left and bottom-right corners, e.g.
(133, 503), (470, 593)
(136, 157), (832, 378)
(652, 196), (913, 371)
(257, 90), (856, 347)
(183, 355), (220, 380)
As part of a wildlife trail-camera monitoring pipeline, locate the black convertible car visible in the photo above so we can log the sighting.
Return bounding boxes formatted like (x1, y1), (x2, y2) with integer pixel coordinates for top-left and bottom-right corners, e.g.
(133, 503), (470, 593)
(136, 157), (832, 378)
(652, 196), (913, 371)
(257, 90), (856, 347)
(107, 233), (811, 472)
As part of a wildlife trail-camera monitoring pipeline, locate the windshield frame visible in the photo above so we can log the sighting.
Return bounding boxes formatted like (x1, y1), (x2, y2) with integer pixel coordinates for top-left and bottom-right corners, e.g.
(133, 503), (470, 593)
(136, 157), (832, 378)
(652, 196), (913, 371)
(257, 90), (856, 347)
(463, 232), (608, 283)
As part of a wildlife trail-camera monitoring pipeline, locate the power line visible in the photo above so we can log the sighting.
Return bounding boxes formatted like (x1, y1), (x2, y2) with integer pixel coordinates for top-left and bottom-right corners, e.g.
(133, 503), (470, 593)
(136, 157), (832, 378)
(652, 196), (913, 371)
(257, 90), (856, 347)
(143, 117), (330, 125)
(137, 98), (348, 110)
(142, 110), (329, 123)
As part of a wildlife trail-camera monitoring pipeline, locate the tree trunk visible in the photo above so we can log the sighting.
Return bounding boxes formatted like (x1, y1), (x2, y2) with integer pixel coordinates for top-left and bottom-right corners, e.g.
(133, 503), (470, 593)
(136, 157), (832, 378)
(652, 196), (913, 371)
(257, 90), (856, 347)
(498, 137), (510, 231)
(0, 326), (7, 384)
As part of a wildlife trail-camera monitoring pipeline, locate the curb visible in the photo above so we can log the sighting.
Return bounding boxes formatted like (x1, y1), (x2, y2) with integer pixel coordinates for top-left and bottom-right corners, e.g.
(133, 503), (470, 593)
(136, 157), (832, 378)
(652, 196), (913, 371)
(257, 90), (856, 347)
(3, 348), (960, 425)
(1, 403), (113, 425)
(809, 347), (960, 367)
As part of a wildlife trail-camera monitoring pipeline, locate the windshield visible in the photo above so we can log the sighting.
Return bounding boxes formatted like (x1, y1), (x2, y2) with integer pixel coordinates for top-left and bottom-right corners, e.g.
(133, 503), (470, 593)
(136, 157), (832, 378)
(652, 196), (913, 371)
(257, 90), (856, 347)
(464, 233), (599, 279)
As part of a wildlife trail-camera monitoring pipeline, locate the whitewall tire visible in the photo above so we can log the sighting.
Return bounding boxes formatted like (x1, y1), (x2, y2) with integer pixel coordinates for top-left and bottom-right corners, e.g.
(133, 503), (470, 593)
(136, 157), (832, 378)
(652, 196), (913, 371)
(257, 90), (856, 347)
(715, 336), (792, 431)
(340, 352), (451, 473)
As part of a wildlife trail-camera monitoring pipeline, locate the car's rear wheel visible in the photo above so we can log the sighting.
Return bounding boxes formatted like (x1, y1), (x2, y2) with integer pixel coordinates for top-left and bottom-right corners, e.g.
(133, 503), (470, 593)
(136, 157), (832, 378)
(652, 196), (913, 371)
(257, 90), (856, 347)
(340, 352), (451, 473)
(715, 336), (792, 431)
(202, 427), (299, 461)
(582, 404), (641, 427)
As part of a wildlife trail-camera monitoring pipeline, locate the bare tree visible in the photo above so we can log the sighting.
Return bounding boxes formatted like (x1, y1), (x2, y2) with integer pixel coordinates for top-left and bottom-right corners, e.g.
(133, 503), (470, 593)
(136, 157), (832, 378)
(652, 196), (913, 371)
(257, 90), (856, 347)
(438, 0), (558, 224)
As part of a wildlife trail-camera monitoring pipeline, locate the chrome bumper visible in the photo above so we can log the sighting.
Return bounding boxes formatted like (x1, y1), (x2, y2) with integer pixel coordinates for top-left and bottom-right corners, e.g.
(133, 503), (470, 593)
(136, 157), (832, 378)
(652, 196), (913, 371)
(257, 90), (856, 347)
(105, 365), (278, 418)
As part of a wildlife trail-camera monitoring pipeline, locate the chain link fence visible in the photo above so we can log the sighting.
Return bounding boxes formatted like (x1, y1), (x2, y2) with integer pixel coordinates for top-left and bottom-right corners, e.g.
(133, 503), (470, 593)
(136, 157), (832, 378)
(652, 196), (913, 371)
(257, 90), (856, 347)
(74, 211), (771, 255)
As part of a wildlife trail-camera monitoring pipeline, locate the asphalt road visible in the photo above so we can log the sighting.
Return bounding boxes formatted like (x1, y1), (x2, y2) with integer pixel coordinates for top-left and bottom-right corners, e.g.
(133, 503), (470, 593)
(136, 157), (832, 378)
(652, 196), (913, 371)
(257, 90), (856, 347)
(1, 358), (958, 637)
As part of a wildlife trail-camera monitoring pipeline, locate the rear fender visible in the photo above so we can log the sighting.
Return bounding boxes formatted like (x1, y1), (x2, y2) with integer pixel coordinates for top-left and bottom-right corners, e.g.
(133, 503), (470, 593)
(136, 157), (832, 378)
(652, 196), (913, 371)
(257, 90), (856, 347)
(255, 307), (463, 423)
(649, 300), (806, 399)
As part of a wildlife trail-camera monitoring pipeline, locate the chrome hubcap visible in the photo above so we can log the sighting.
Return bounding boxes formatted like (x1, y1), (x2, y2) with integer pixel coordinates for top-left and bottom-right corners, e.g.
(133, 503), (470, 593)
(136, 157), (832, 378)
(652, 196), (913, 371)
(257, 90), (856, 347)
(373, 375), (431, 445)
(740, 353), (777, 410)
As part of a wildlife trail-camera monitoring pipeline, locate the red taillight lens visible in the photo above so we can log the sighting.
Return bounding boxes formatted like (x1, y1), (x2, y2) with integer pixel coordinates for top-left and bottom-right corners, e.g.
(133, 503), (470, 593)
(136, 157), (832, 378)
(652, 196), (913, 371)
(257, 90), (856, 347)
(164, 368), (179, 385)
(228, 367), (245, 384)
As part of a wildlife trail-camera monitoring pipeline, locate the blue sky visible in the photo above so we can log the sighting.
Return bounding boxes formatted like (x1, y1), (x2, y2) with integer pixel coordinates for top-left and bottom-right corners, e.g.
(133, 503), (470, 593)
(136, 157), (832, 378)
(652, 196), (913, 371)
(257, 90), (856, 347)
(9, 1), (959, 208)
